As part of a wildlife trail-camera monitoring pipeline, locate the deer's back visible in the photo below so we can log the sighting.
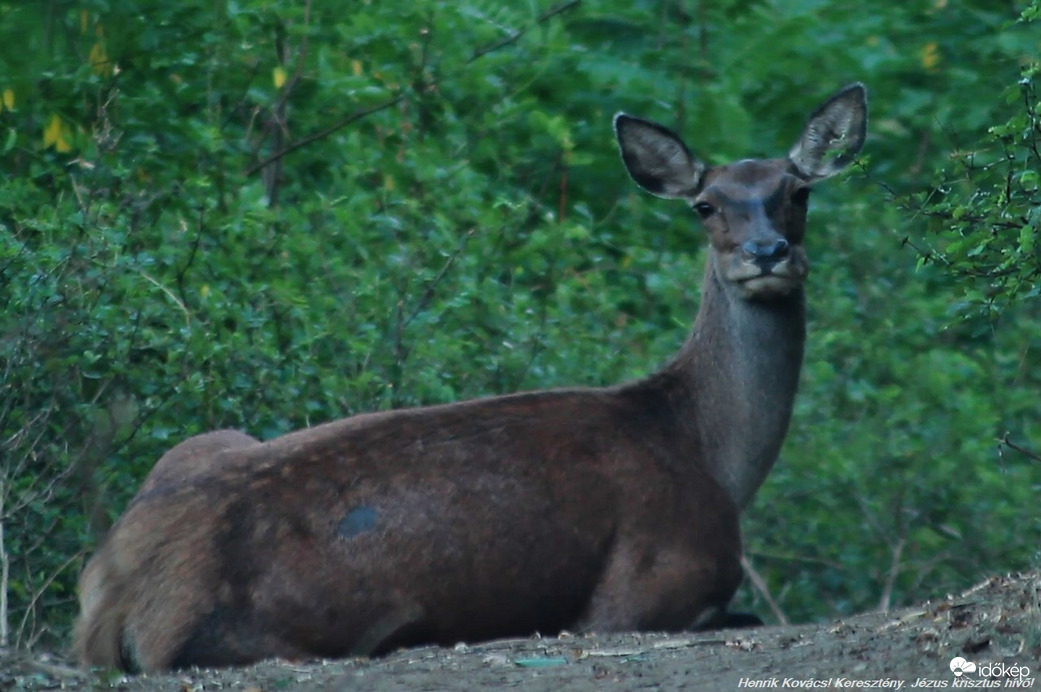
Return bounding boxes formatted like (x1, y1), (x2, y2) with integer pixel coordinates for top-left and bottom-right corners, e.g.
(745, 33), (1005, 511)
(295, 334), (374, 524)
(79, 386), (742, 670)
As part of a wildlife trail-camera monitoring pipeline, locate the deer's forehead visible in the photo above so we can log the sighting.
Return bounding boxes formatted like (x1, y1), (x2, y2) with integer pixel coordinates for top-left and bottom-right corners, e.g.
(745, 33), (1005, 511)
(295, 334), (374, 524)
(699, 159), (798, 203)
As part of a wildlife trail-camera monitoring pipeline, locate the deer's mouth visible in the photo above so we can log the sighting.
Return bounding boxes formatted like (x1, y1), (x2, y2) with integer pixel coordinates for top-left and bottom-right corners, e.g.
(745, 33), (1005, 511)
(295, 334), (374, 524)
(727, 254), (809, 298)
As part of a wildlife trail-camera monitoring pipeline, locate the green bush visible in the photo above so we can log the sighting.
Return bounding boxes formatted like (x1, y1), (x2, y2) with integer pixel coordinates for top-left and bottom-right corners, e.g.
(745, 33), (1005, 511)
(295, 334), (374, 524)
(0, 0), (1039, 650)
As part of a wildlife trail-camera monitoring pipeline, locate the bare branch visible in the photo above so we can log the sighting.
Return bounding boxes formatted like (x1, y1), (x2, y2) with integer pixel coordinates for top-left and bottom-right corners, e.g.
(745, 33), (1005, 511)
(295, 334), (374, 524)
(468, 0), (581, 64)
(740, 555), (789, 625)
(245, 94), (406, 176)
(402, 228), (476, 332)
(878, 536), (906, 612)
(14, 548), (84, 648)
(999, 433), (1041, 464)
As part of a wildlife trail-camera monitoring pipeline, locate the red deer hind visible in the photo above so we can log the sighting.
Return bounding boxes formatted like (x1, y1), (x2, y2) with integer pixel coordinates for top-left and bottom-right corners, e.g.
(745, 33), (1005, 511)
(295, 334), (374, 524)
(75, 83), (867, 672)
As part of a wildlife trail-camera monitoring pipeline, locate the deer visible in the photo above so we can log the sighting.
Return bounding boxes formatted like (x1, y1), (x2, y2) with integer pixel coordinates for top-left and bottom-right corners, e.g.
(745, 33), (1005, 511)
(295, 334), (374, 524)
(75, 83), (867, 672)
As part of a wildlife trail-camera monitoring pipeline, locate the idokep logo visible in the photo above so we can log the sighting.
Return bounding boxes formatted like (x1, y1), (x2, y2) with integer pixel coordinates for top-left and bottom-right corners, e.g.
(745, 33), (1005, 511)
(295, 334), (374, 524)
(949, 657), (977, 677)
(948, 656), (1033, 684)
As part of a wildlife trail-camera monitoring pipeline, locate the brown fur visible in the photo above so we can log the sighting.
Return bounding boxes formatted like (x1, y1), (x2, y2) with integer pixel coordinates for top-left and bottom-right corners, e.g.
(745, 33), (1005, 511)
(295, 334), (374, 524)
(75, 84), (867, 671)
(74, 430), (260, 670)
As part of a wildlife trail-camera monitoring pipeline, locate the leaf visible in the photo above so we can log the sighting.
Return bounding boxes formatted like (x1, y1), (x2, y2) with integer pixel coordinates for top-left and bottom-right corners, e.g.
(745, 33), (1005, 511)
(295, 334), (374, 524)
(42, 114), (72, 152)
(89, 41), (112, 77)
(1019, 169), (1038, 192)
(273, 65), (287, 88)
(1018, 224), (1035, 254)
(920, 42), (940, 72)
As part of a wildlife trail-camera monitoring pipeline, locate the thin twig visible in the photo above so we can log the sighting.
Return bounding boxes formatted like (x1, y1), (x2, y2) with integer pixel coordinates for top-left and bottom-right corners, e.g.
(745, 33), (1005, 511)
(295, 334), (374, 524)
(14, 549), (84, 648)
(24, 658), (89, 680)
(245, 94), (406, 176)
(745, 549), (844, 570)
(999, 433), (1041, 463)
(468, 0), (580, 63)
(0, 490), (8, 647)
(402, 229), (477, 332)
(136, 270), (191, 329)
(878, 536), (905, 612)
(260, 0), (313, 205)
(740, 554), (789, 625)
(270, 0), (313, 123)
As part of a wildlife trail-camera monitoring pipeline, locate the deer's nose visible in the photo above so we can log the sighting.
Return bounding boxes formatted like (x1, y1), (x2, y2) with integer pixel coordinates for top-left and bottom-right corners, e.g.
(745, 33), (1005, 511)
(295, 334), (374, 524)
(741, 238), (789, 267)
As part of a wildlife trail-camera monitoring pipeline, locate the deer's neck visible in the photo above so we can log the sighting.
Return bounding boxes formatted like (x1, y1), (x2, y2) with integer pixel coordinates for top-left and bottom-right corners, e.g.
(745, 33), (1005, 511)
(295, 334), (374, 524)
(658, 259), (806, 511)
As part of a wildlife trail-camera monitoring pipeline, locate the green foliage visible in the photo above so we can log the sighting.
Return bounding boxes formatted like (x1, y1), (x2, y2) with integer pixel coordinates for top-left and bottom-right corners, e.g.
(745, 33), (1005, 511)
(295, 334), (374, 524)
(909, 56), (1041, 318)
(813, 1), (1041, 623)
(0, 0), (1039, 651)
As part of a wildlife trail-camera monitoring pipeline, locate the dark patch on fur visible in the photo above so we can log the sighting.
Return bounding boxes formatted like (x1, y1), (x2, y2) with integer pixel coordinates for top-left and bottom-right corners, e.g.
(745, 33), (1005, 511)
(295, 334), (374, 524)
(338, 507), (377, 540)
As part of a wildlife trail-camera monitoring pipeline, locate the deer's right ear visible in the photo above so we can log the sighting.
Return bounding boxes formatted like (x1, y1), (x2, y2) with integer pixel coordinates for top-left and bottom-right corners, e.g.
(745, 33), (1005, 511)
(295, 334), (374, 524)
(614, 113), (705, 199)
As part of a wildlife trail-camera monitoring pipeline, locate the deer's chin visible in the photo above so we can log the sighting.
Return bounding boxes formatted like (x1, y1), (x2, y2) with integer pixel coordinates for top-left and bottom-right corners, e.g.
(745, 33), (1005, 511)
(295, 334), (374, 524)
(733, 274), (805, 300)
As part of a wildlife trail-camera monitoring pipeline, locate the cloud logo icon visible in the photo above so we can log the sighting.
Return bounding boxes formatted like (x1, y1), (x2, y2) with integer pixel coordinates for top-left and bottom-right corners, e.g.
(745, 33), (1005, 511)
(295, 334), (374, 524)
(950, 657), (977, 676)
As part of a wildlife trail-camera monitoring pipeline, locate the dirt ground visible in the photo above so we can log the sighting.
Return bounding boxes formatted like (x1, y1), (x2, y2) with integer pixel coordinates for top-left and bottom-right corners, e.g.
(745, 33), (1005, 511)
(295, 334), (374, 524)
(4, 571), (1039, 691)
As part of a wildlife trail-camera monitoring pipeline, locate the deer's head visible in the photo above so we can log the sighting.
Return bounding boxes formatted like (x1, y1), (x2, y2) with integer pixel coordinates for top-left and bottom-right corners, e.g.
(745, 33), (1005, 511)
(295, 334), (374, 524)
(614, 84), (867, 301)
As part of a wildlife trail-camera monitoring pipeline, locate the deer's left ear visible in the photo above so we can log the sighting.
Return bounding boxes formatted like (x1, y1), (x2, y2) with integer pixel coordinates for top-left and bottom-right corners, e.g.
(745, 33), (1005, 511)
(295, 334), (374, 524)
(787, 83), (867, 182)
(614, 113), (706, 199)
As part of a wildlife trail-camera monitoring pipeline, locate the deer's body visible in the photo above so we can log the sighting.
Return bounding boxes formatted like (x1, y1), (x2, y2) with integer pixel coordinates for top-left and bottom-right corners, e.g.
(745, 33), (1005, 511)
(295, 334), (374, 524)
(75, 84), (866, 672)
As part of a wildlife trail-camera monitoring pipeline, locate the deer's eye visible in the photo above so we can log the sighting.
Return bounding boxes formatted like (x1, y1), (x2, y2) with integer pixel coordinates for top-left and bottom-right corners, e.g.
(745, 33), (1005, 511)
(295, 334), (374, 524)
(693, 201), (716, 218)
